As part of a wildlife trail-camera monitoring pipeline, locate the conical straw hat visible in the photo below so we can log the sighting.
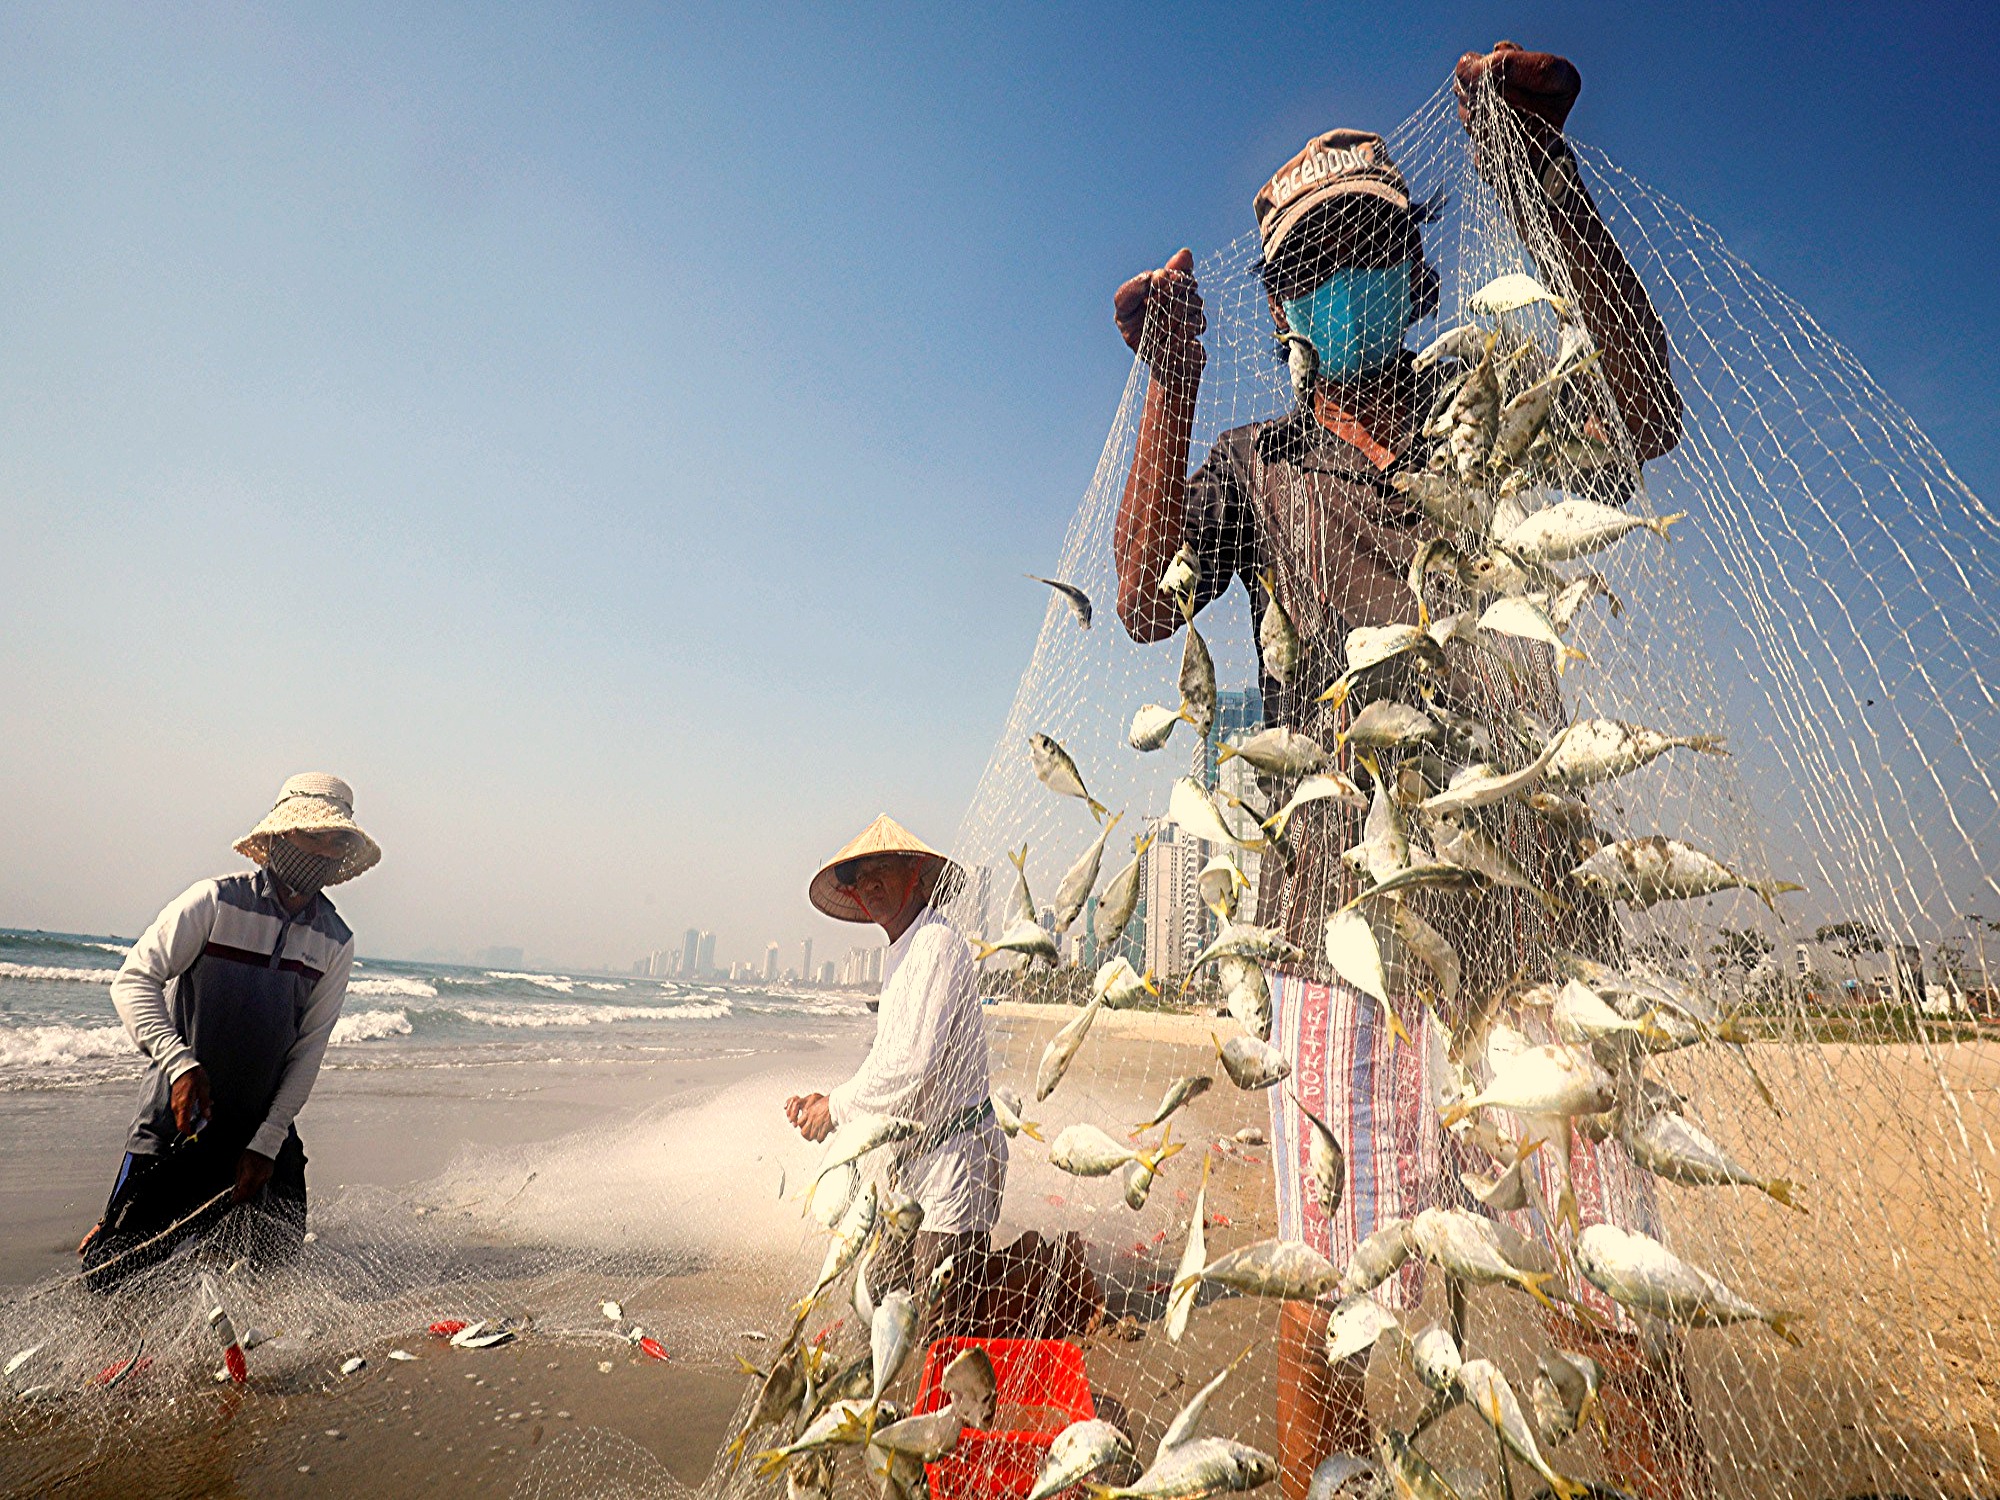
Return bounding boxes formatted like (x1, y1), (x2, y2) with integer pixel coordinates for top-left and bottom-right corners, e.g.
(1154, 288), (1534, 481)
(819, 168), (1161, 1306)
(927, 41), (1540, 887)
(232, 772), (382, 886)
(809, 814), (959, 923)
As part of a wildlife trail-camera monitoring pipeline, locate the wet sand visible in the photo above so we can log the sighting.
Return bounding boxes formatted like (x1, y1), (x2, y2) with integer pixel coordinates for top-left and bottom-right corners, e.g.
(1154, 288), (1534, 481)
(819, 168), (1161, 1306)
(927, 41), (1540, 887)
(3, 1007), (1998, 1499)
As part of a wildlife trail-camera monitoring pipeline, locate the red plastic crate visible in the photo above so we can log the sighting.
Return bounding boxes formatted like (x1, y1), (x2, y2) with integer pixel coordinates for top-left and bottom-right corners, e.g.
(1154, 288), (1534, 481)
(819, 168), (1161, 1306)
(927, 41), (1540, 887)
(912, 1337), (1096, 1500)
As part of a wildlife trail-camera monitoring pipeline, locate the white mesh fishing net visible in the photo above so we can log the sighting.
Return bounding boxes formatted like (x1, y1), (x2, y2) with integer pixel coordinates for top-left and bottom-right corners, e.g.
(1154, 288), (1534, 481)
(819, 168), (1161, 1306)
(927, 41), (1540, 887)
(8, 70), (1999, 1500)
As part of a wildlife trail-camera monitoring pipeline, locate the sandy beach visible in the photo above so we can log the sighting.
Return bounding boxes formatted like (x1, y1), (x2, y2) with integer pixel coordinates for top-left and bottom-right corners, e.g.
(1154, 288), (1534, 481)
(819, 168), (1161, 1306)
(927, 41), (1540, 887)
(3, 1002), (1998, 1500)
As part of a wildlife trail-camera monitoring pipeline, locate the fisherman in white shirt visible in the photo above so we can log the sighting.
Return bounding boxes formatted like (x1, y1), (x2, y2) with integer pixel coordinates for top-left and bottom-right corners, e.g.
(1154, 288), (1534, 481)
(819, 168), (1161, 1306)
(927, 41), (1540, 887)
(785, 814), (1006, 1299)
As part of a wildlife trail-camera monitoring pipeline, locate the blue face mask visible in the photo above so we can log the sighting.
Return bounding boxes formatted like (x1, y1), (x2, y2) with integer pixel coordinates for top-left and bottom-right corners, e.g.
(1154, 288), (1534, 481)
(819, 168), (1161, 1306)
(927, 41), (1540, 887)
(1281, 262), (1413, 381)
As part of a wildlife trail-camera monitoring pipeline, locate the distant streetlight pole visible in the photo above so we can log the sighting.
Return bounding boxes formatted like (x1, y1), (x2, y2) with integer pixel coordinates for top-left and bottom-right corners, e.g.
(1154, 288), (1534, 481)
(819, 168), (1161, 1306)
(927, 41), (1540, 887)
(1963, 913), (1994, 1017)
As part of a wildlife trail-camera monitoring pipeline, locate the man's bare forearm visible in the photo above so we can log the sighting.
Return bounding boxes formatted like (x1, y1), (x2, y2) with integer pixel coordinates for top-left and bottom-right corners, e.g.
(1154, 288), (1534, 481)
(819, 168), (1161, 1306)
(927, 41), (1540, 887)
(1538, 166), (1682, 460)
(1116, 361), (1202, 643)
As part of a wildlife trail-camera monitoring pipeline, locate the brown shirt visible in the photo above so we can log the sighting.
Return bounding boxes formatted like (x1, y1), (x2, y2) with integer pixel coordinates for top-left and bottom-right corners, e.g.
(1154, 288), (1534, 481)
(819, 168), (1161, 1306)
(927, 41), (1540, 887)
(1179, 356), (1611, 989)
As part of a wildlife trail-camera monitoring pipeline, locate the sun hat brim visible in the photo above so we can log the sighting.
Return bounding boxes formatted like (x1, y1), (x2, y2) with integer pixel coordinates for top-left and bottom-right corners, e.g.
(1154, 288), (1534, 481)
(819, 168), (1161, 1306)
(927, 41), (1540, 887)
(809, 814), (961, 923)
(233, 785), (381, 886)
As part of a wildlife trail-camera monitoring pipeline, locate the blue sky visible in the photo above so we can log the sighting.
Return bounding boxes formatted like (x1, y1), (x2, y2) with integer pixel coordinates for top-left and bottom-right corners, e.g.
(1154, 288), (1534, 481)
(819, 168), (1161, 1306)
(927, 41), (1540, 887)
(1, 2), (1993, 970)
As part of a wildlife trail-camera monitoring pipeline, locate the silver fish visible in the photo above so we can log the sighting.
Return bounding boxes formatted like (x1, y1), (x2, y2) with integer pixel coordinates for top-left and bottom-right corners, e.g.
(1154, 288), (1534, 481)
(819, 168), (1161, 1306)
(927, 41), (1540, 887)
(1096, 955), (1158, 1009)
(1219, 955), (1272, 1041)
(1280, 331), (1318, 403)
(1545, 718), (1727, 788)
(992, 1085), (1043, 1141)
(1441, 1043), (1612, 1125)
(1469, 272), (1569, 316)
(1159, 1347), (1252, 1452)
(1264, 773), (1368, 840)
(1395, 470), (1490, 532)
(1440, 331), (1502, 479)
(1294, 1096), (1346, 1219)
(870, 1292), (920, 1404)
(1028, 574), (1093, 630)
(804, 1180), (878, 1308)
(1136, 1074), (1213, 1131)
(1102, 1437), (1277, 1500)
(1344, 756), (1409, 886)
(1497, 499), (1684, 567)
(1193, 1238), (1339, 1301)
(1131, 703), (1189, 751)
(1180, 617), (1217, 739)
(1405, 1324), (1462, 1398)
(871, 1404), (966, 1463)
(1049, 1123), (1183, 1179)
(1257, 569), (1301, 687)
(1036, 994), (1105, 1102)
(1219, 727), (1328, 778)
(756, 1398), (877, 1473)
(1476, 595), (1587, 671)
(1169, 778), (1263, 854)
(974, 916), (1059, 967)
(1541, 572), (1622, 631)
(787, 1451), (835, 1500)
(1031, 733), (1109, 821)
(1323, 1294), (1400, 1362)
(1030, 1419), (1136, 1500)
(1197, 855), (1248, 920)
(1340, 700), (1437, 751)
(939, 1345), (997, 1430)
(1188, 921), (1301, 974)
(1455, 1357), (1583, 1500)
(1408, 1208), (1560, 1312)
(1338, 1217), (1415, 1297)
(1532, 1349), (1604, 1447)
(1420, 730), (1567, 815)
(1214, 1032), (1291, 1091)
(1575, 1224), (1798, 1344)
(1380, 1430), (1463, 1500)
(1412, 322), (1487, 372)
(1394, 903), (1460, 1003)
(1429, 811), (1556, 908)
(1322, 909), (1392, 1011)
(1054, 812), (1125, 933)
(1167, 1155), (1210, 1343)
(812, 1116), (922, 1194)
(1095, 832), (1156, 947)
(1121, 1157), (1159, 1211)
(1621, 1108), (1801, 1210)
(730, 1340), (815, 1464)
(1159, 544), (1200, 600)
(1306, 1455), (1381, 1500)
(1571, 836), (1803, 910)
(1488, 351), (1601, 478)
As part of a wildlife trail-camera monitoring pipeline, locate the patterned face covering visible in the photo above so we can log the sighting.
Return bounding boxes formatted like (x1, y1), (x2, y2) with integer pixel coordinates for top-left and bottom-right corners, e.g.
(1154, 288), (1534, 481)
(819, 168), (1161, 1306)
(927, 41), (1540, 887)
(264, 836), (341, 900)
(1281, 262), (1414, 380)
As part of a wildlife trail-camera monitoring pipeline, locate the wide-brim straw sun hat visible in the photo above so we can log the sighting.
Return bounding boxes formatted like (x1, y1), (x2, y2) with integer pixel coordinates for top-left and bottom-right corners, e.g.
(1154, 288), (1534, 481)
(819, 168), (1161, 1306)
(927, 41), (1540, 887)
(233, 772), (382, 886)
(809, 814), (961, 923)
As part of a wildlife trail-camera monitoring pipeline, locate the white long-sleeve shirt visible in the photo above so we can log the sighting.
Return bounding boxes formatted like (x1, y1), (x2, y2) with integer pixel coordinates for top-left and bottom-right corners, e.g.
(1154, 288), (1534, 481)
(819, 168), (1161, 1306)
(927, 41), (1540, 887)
(111, 870), (354, 1160)
(827, 906), (1005, 1234)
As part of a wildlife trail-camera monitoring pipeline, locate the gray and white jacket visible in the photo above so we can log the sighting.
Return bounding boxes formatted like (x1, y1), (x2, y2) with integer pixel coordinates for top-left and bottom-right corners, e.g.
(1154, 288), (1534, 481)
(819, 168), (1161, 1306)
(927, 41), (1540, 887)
(110, 869), (354, 1159)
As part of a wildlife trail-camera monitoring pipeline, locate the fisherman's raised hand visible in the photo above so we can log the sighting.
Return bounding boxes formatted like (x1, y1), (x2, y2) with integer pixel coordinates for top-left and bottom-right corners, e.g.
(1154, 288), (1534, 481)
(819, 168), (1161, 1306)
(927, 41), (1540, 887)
(1113, 248), (1206, 378)
(1454, 42), (1581, 189)
(170, 1064), (212, 1136)
(233, 1148), (275, 1204)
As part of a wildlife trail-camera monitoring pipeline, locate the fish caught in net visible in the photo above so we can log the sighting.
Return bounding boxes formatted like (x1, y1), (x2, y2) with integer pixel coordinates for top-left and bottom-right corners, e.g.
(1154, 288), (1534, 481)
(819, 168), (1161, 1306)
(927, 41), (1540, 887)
(9, 63), (2000, 1500)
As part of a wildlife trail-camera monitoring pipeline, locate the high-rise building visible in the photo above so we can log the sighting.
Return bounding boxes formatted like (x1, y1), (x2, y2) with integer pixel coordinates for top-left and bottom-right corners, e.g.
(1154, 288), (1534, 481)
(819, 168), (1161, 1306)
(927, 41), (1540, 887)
(680, 928), (701, 980)
(764, 942), (781, 983)
(817, 959), (837, 985)
(697, 930), (717, 980)
(866, 946), (884, 985)
(1143, 827), (1207, 983)
(799, 939), (814, 986)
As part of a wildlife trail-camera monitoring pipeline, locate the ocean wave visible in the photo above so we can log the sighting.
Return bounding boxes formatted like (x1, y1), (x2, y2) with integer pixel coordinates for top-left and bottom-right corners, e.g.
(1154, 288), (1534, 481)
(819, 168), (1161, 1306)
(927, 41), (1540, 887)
(485, 970), (577, 994)
(0, 1023), (133, 1069)
(0, 961), (117, 984)
(332, 1008), (414, 1044)
(348, 976), (439, 999)
(451, 1001), (731, 1029)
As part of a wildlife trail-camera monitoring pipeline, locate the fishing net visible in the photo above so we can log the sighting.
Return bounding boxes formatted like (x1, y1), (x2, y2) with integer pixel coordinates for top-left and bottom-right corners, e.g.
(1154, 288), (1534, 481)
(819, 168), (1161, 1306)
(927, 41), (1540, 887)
(7, 68), (1998, 1500)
